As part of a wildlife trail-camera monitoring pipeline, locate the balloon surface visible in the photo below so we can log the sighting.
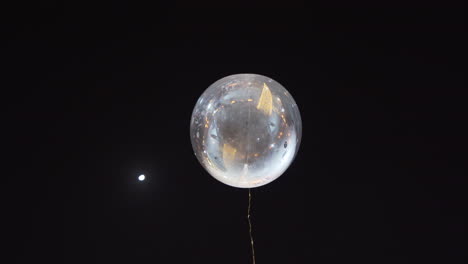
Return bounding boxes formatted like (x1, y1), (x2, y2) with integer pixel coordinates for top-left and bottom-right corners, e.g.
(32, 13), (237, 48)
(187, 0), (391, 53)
(190, 74), (302, 188)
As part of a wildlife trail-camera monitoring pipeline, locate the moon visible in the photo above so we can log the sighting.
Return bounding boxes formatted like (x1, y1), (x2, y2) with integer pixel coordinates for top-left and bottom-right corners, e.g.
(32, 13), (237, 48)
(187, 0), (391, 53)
(138, 174), (145, 181)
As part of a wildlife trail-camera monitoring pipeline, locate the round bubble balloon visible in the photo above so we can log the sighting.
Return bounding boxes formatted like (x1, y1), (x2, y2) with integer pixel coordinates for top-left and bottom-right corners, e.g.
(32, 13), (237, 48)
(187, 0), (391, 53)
(190, 74), (302, 188)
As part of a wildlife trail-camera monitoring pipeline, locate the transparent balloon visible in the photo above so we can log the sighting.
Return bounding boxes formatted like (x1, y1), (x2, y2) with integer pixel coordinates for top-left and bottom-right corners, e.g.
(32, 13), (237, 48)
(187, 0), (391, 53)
(190, 74), (302, 188)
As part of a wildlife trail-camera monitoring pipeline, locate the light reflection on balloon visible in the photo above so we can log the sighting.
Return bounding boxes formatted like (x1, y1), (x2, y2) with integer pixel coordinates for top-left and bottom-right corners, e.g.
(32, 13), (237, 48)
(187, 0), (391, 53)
(190, 74), (302, 188)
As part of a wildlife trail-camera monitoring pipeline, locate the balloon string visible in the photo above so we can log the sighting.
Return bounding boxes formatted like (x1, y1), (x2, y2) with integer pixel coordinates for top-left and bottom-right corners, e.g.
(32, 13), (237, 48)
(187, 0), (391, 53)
(248, 188), (256, 264)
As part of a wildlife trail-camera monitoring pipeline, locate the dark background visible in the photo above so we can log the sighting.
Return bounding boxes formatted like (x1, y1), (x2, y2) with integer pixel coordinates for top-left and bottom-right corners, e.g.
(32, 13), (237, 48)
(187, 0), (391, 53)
(3, 1), (465, 263)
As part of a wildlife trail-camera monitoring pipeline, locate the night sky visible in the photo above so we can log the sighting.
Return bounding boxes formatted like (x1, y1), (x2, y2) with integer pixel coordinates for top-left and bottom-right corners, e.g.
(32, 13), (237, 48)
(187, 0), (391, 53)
(3, 1), (465, 263)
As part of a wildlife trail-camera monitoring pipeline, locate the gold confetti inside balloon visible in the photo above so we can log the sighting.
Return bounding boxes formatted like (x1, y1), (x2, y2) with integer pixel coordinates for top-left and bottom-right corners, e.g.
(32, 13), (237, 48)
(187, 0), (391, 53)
(190, 74), (302, 188)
